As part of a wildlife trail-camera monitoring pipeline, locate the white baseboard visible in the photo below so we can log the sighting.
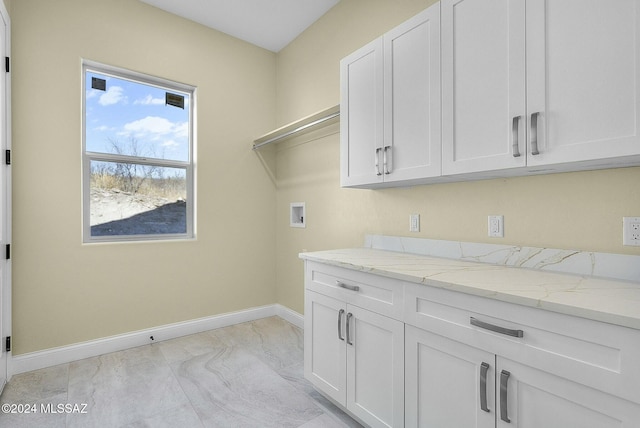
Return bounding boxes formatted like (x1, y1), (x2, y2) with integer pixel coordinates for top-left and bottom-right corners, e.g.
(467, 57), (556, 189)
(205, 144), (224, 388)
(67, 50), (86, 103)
(10, 304), (303, 377)
(276, 303), (304, 329)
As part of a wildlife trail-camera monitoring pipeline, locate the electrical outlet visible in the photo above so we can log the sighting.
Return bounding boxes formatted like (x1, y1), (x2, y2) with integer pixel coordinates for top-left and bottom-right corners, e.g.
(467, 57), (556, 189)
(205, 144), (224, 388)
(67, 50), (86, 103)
(623, 217), (640, 246)
(409, 214), (420, 232)
(488, 215), (504, 238)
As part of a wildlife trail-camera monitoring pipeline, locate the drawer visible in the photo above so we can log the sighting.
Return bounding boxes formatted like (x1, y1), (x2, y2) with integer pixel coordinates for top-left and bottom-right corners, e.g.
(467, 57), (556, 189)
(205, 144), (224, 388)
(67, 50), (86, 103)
(404, 283), (640, 405)
(304, 261), (404, 321)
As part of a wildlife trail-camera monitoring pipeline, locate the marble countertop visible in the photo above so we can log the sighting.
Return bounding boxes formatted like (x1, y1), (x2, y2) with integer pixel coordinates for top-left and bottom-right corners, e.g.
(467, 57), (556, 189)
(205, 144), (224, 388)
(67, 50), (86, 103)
(299, 248), (640, 330)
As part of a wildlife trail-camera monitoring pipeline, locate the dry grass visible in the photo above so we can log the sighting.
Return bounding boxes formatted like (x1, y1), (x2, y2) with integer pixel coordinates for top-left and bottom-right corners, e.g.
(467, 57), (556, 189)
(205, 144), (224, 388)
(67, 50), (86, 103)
(91, 172), (186, 201)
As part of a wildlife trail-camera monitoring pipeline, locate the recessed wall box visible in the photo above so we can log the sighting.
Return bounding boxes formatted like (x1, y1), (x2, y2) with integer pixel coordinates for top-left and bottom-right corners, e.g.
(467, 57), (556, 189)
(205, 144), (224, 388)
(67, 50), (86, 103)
(290, 202), (306, 228)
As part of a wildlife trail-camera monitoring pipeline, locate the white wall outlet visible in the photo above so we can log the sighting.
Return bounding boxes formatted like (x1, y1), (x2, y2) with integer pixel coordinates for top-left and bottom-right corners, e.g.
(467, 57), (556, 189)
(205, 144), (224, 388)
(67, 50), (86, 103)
(488, 215), (504, 238)
(623, 217), (640, 246)
(409, 214), (420, 232)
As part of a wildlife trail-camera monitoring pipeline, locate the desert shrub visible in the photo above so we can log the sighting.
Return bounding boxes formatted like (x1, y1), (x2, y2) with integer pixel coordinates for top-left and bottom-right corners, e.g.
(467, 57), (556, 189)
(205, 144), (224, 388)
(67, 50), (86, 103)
(90, 168), (186, 201)
(90, 138), (187, 201)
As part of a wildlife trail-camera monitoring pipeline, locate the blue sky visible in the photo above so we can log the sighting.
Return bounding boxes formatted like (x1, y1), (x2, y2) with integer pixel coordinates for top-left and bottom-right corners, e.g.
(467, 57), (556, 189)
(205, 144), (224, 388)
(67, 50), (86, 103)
(85, 71), (190, 162)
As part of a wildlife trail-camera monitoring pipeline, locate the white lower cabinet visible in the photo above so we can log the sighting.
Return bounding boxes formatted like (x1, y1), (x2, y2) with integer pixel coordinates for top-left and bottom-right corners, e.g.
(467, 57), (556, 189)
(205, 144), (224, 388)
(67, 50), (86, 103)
(304, 290), (346, 405)
(497, 358), (640, 428)
(305, 289), (404, 428)
(405, 325), (640, 427)
(303, 260), (640, 427)
(403, 281), (640, 428)
(405, 325), (495, 428)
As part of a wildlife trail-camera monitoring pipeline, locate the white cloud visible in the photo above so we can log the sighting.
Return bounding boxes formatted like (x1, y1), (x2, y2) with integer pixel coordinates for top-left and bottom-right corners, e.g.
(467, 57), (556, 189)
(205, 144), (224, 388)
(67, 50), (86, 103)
(162, 140), (180, 148)
(94, 125), (113, 132)
(173, 122), (189, 138)
(121, 117), (188, 160)
(124, 116), (175, 135)
(134, 94), (165, 106)
(99, 86), (125, 106)
(86, 89), (99, 99)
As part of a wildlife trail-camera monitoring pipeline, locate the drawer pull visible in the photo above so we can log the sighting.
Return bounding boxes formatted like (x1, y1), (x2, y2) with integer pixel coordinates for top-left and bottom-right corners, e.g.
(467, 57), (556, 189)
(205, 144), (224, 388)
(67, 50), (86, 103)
(383, 145), (392, 174)
(346, 312), (354, 346)
(336, 281), (360, 292)
(375, 148), (382, 176)
(480, 362), (490, 413)
(530, 112), (540, 155)
(500, 370), (511, 423)
(337, 309), (345, 341)
(470, 317), (523, 338)
(512, 115), (522, 158)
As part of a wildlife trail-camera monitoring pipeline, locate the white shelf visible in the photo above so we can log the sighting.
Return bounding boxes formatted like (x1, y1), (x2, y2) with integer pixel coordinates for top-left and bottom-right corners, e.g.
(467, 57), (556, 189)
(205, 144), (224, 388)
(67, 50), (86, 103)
(253, 104), (340, 150)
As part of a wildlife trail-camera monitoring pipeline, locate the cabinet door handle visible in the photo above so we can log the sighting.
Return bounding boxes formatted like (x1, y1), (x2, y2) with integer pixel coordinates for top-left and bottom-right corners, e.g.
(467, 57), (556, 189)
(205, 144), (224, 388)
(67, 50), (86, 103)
(470, 317), (523, 338)
(383, 145), (392, 174)
(530, 112), (540, 155)
(346, 312), (353, 346)
(500, 370), (511, 423)
(336, 281), (360, 292)
(375, 148), (382, 176)
(480, 362), (490, 413)
(512, 116), (522, 157)
(337, 309), (345, 341)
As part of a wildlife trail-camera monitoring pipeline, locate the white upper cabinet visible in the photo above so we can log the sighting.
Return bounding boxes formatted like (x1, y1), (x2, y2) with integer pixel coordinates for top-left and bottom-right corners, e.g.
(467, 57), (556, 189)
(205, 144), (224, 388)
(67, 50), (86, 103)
(340, 38), (384, 187)
(442, 0), (526, 175)
(442, 0), (640, 176)
(341, 4), (441, 187)
(342, 0), (640, 186)
(383, 6), (442, 184)
(526, 0), (640, 167)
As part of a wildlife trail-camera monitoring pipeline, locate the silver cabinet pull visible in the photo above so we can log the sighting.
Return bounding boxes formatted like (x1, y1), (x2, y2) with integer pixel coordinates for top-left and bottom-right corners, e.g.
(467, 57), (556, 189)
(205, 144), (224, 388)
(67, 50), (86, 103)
(470, 317), (523, 338)
(480, 362), (490, 413)
(500, 370), (511, 423)
(336, 281), (360, 292)
(375, 148), (382, 176)
(530, 112), (540, 155)
(383, 145), (392, 174)
(337, 309), (345, 341)
(346, 312), (353, 345)
(512, 116), (522, 157)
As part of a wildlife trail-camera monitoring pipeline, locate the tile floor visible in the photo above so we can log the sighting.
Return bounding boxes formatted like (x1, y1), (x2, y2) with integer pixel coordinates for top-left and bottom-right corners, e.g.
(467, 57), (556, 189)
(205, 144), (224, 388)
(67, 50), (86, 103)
(0, 316), (363, 428)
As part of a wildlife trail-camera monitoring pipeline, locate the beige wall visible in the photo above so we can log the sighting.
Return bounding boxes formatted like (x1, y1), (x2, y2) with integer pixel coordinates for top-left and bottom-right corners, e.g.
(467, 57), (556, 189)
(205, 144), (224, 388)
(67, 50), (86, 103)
(274, 0), (640, 314)
(9, 0), (640, 355)
(11, 0), (277, 355)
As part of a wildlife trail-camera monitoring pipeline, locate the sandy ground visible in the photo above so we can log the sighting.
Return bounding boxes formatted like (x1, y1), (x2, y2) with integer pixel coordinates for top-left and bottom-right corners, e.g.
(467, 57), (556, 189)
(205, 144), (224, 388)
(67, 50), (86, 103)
(90, 188), (186, 236)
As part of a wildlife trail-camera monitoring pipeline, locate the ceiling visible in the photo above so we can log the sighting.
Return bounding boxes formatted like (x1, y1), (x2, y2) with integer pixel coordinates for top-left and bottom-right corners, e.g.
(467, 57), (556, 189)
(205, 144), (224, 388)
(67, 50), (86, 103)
(139, 0), (341, 52)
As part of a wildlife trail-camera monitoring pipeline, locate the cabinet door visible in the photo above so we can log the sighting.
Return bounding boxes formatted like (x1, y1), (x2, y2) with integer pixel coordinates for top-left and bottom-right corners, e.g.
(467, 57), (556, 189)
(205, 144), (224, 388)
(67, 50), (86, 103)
(340, 38), (384, 187)
(405, 326), (495, 428)
(497, 358), (640, 428)
(383, 4), (441, 183)
(526, 0), (640, 167)
(346, 305), (404, 428)
(442, 0), (526, 175)
(304, 290), (346, 405)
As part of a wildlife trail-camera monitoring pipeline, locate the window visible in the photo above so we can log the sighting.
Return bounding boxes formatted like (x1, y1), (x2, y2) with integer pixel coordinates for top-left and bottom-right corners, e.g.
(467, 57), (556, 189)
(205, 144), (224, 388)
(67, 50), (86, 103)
(82, 61), (195, 242)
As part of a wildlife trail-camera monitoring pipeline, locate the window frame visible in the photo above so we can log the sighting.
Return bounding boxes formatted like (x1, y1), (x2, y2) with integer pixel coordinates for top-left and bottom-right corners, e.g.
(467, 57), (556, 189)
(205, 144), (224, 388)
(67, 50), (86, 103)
(82, 60), (196, 243)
